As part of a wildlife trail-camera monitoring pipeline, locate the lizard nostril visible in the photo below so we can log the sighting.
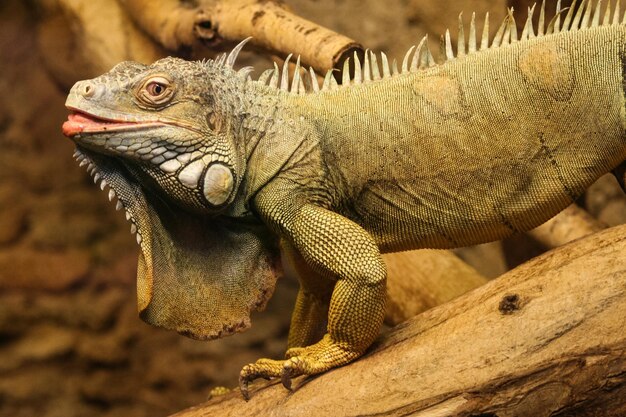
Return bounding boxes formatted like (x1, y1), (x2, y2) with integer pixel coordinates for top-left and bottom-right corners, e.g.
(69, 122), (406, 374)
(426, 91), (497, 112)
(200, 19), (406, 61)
(81, 82), (96, 98)
(84, 84), (93, 97)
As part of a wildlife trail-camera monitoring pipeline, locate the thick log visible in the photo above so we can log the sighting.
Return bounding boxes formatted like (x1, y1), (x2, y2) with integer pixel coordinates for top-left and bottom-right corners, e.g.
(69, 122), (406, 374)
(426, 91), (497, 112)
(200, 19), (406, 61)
(384, 249), (487, 325)
(528, 204), (606, 249)
(118, 0), (201, 51)
(173, 224), (626, 416)
(36, 0), (362, 88)
(36, 0), (166, 88)
(120, 0), (362, 76)
(194, 0), (362, 75)
(586, 174), (626, 227)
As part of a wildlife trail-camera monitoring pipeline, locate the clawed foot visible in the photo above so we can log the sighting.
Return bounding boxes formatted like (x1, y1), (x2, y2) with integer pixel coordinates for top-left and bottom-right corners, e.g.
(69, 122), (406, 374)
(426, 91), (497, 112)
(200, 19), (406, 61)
(238, 335), (361, 400)
(207, 386), (231, 400)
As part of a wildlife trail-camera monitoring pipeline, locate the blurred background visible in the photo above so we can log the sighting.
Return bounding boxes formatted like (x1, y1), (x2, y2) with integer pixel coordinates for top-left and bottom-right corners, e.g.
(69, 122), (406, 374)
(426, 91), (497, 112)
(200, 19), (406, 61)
(3, 0), (623, 416)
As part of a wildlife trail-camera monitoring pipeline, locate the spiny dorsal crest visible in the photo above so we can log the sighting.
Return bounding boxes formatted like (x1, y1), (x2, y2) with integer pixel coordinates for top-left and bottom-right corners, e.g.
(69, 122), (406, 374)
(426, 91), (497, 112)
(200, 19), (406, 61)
(219, 0), (625, 95)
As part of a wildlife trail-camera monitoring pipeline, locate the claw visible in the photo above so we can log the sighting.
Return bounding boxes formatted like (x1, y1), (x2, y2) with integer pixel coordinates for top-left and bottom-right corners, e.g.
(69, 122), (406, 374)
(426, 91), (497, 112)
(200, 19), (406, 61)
(238, 355), (310, 399)
(281, 366), (294, 390)
(238, 373), (251, 401)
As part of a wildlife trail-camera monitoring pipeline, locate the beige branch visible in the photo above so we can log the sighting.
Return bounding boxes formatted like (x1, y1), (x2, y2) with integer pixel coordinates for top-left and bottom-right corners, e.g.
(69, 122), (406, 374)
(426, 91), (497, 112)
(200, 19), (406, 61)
(121, 0), (362, 75)
(39, 0), (363, 86)
(384, 250), (487, 325)
(117, 0), (201, 51)
(37, 0), (167, 88)
(201, 0), (362, 74)
(172, 224), (626, 416)
(528, 204), (606, 249)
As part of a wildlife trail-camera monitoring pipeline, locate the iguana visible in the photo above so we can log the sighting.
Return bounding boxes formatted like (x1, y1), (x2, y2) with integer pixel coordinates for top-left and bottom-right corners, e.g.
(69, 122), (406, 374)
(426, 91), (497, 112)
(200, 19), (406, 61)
(62, 0), (626, 399)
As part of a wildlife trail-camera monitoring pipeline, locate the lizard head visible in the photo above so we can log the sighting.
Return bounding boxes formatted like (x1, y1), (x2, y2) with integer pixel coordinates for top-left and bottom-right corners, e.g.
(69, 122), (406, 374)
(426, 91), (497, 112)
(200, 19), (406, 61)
(63, 57), (242, 212)
(61, 49), (282, 340)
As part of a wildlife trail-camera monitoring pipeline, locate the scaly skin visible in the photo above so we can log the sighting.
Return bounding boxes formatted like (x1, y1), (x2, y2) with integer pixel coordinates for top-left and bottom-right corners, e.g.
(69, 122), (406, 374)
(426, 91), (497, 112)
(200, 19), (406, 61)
(62, 1), (626, 399)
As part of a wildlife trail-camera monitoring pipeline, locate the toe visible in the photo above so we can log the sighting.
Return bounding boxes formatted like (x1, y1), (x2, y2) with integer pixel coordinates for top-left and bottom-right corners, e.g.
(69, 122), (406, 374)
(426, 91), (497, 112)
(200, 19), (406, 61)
(285, 346), (306, 359)
(238, 359), (285, 400)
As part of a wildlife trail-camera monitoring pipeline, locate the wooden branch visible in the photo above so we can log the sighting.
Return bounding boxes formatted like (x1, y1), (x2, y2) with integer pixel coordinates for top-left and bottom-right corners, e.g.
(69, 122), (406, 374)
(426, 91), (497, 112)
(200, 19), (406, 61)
(586, 174), (626, 227)
(37, 0), (167, 88)
(118, 0), (362, 75)
(38, 0), (362, 86)
(384, 249), (487, 325)
(118, 0), (201, 51)
(172, 224), (626, 416)
(528, 204), (606, 249)
(197, 0), (363, 75)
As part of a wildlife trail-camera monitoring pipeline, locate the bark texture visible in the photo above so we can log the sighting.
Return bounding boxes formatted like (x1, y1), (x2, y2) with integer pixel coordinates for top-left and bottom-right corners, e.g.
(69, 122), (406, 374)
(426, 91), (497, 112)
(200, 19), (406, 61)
(36, 0), (363, 87)
(173, 224), (626, 417)
(36, 0), (167, 88)
(195, 0), (362, 75)
(384, 249), (487, 325)
(528, 204), (606, 249)
(119, 0), (201, 50)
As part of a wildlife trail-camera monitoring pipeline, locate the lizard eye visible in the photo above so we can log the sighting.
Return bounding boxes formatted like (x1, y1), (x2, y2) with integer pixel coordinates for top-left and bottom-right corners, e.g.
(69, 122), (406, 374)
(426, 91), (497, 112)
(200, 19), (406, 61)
(147, 82), (166, 96)
(138, 76), (174, 106)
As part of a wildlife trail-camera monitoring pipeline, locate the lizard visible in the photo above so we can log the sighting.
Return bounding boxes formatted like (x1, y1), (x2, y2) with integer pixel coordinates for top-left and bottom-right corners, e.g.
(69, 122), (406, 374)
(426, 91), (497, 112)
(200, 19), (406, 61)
(62, 0), (626, 399)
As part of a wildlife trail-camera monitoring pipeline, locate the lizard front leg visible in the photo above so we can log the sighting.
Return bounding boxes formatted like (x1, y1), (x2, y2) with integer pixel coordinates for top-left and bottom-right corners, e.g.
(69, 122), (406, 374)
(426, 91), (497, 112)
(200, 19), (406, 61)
(282, 239), (334, 353)
(240, 203), (387, 398)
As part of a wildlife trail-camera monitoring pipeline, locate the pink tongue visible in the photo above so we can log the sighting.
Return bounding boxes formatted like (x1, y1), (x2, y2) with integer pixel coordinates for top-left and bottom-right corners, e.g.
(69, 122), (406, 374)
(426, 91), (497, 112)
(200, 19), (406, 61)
(62, 112), (123, 137)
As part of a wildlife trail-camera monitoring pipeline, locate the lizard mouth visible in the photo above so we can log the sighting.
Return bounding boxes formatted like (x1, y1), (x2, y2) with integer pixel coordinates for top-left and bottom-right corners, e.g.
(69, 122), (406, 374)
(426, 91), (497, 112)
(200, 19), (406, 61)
(62, 111), (164, 137)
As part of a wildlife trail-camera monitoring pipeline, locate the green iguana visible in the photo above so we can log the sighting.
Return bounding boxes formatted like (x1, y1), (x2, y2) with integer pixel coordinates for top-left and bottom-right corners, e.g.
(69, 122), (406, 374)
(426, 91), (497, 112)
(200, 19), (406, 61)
(62, 0), (626, 399)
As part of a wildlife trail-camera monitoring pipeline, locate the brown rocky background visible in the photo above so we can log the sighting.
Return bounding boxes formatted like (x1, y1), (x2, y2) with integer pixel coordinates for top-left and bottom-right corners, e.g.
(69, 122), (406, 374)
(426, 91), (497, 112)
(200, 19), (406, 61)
(1, 0), (623, 416)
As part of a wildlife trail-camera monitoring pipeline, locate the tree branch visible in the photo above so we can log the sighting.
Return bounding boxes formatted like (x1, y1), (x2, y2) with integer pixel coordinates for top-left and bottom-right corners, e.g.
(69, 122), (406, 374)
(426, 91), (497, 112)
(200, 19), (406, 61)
(120, 0), (363, 75)
(384, 249), (487, 325)
(117, 0), (201, 51)
(528, 204), (606, 249)
(37, 0), (363, 87)
(36, 0), (167, 88)
(172, 224), (626, 416)
(207, 0), (362, 75)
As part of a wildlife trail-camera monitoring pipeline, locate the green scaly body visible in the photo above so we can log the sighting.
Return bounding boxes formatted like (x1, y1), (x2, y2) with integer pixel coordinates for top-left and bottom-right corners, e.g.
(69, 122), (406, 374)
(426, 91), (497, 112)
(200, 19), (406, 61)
(283, 24), (626, 251)
(62, 1), (626, 399)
